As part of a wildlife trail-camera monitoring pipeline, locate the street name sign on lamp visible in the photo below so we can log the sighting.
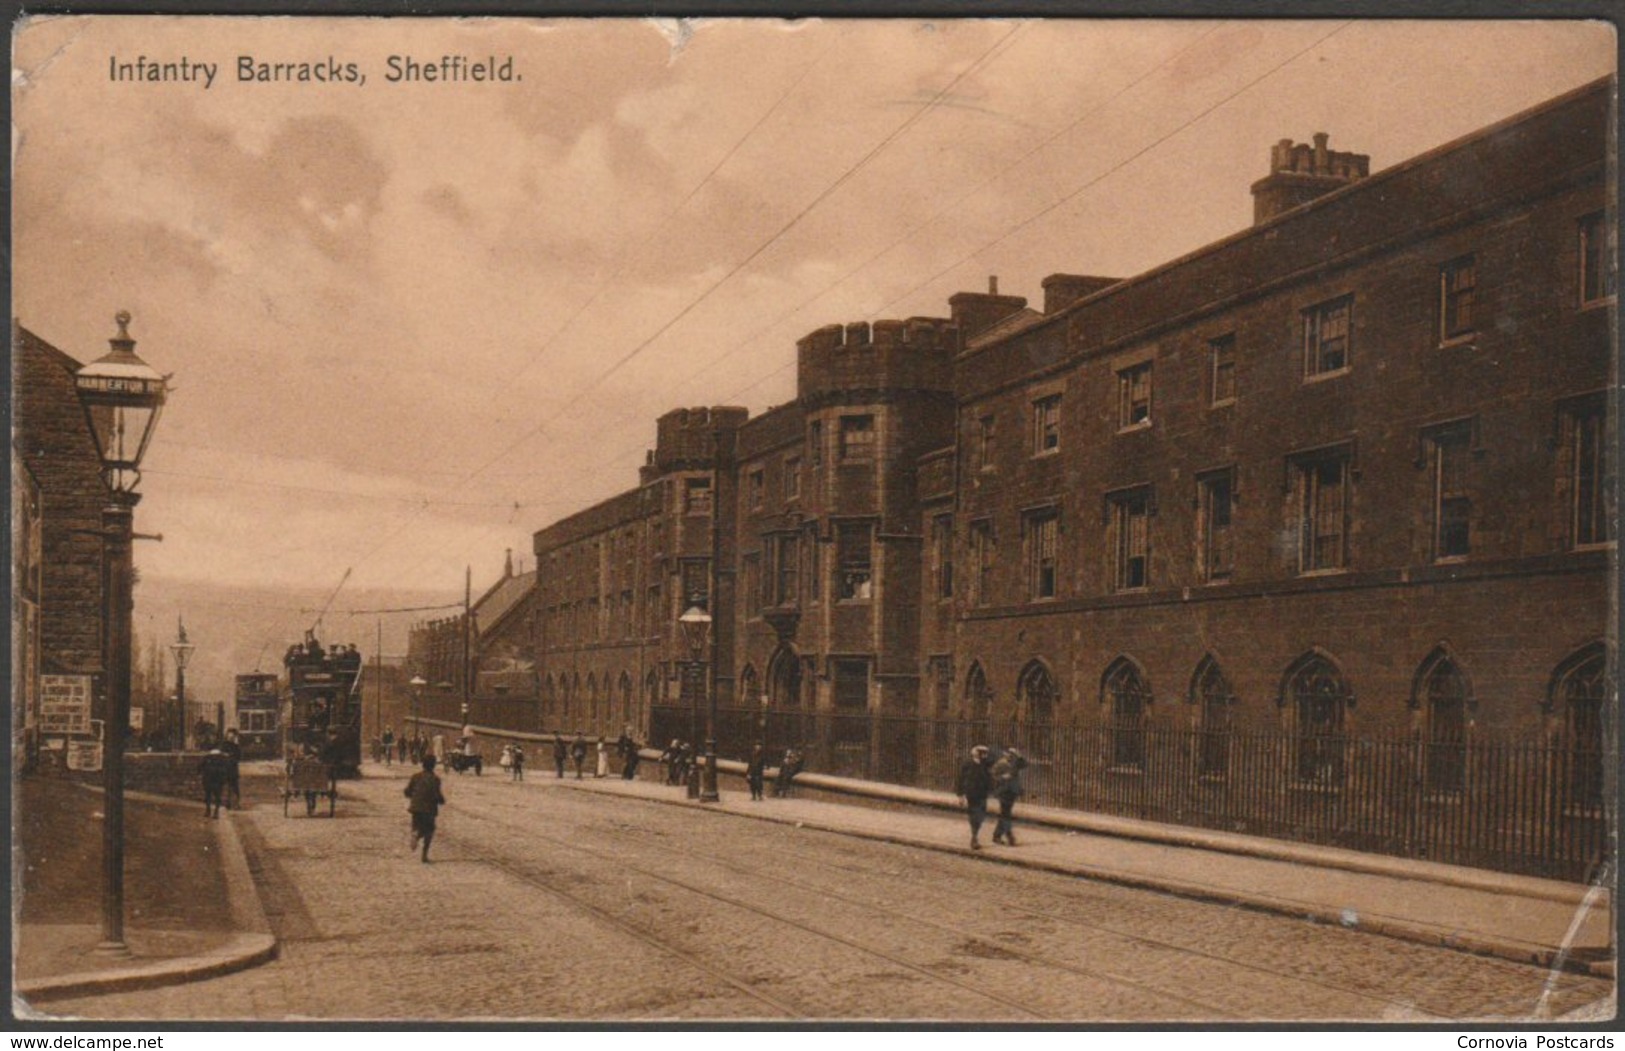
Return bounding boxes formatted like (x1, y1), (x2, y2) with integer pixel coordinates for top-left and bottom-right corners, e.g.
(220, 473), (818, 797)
(38, 674), (93, 735)
(66, 739), (103, 772)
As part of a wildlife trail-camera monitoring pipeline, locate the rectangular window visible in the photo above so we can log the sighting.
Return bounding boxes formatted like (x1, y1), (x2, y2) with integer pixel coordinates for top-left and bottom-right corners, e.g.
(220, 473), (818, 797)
(1571, 403), (1614, 547)
(774, 534), (800, 606)
(969, 519), (995, 607)
(1580, 212), (1617, 307)
(837, 522), (873, 600)
(1210, 335), (1236, 406)
(784, 456), (801, 500)
(1295, 453), (1350, 572)
(1440, 256), (1476, 342)
(1108, 489), (1151, 591)
(1032, 395), (1061, 455)
(1432, 428), (1471, 560)
(932, 514), (954, 600)
(621, 589), (634, 638)
(839, 415), (875, 462)
(645, 584), (661, 636)
(1198, 470), (1235, 582)
(809, 420), (824, 468)
(808, 533), (822, 602)
(743, 553), (763, 616)
(976, 415), (996, 471)
(681, 560), (710, 609)
(1118, 363), (1153, 428)
(1303, 295), (1352, 377)
(683, 477), (713, 515)
(833, 660), (869, 711)
(748, 468), (765, 510)
(1024, 510), (1059, 600)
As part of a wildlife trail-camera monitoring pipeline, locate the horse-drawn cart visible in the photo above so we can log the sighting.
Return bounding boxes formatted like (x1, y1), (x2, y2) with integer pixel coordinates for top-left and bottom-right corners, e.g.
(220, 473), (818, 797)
(284, 756), (337, 817)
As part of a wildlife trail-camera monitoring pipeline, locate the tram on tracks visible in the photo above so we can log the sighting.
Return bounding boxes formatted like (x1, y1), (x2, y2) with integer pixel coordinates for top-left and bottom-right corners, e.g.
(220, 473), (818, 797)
(233, 672), (281, 759)
(283, 630), (366, 779)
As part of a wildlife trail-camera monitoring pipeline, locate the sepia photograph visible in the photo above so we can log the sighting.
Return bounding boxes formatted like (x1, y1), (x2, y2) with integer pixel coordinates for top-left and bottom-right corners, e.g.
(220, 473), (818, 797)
(9, 13), (1619, 1026)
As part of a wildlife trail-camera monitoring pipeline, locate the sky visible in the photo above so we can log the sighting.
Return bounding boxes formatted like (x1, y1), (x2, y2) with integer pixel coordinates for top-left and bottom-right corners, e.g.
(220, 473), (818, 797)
(11, 16), (1616, 702)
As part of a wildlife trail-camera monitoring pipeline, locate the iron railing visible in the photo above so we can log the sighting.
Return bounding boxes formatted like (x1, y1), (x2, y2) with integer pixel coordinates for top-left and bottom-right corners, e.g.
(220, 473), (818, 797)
(649, 705), (1612, 882)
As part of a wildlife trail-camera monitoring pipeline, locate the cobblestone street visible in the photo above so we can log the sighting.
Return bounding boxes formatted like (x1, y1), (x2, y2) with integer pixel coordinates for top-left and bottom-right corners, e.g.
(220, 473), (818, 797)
(39, 767), (1615, 1022)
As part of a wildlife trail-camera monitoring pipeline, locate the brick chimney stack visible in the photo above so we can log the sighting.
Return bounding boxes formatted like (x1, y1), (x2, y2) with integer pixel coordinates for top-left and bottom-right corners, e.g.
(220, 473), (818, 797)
(1250, 133), (1370, 225)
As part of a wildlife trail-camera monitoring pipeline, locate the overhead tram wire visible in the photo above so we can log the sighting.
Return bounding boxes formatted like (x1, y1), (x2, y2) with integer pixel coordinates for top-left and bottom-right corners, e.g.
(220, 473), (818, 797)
(417, 24), (1347, 528)
(673, 22), (1226, 394)
(499, 23), (1245, 482)
(504, 33), (845, 390)
(872, 21), (1353, 320)
(357, 24), (1029, 582)
(422, 21), (1027, 503)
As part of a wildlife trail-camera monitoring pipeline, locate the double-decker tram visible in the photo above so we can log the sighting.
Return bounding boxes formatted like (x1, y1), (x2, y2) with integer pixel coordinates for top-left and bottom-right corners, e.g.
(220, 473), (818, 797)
(233, 673), (281, 758)
(283, 630), (365, 778)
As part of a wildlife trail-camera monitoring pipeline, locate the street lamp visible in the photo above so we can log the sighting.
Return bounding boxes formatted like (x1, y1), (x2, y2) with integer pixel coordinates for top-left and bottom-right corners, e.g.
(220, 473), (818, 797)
(74, 310), (167, 957)
(409, 675), (426, 737)
(679, 604), (716, 802)
(170, 617), (194, 751)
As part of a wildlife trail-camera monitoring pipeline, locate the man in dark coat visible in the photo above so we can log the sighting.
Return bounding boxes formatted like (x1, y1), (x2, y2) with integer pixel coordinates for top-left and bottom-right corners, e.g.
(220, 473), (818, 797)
(552, 733), (569, 778)
(954, 744), (995, 850)
(404, 755), (447, 863)
(616, 729), (640, 780)
(218, 729), (243, 810)
(570, 731), (589, 780)
(199, 748), (230, 818)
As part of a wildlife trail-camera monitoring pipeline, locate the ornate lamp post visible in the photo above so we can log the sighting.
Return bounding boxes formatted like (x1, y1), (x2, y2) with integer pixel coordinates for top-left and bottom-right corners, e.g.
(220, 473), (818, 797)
(170, 618), (194, 751)
(74, 310), (167, 956)
(679, 604), (716, 802)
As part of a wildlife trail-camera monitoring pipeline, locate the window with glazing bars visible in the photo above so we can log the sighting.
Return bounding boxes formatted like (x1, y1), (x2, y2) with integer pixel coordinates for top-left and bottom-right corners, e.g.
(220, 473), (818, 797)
(1025, 510), (1058, 600)
(1296, 455), (1348, 572)
(1580, 212), (1616, 307)
(1210, 335), (1236, 406)
(1303, 296), (1352, 376)
(1108, 489), (1151, 590)
(1432, 428), (1471, 559)
(1032, 395), (1061, 454)
(1118, 363), (1152, 427)
(1439, 256), (1476, 342)
(1198, 471), (1234, 582)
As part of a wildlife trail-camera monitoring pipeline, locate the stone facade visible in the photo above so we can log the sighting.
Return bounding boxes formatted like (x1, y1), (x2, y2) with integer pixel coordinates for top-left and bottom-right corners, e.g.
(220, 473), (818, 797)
(11, 324), (111, 715)
(521, 78), (1613, 772)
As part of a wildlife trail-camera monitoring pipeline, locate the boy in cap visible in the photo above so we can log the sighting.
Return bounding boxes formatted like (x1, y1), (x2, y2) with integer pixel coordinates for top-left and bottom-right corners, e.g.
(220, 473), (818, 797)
(405, 754), (447, 863)
(991, 747), (1028, 846)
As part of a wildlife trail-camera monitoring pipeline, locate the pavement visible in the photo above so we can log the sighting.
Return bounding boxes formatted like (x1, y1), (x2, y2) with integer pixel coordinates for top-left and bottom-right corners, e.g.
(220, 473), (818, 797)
(12, 773), (275, 1012)
(11, 754), (1616, 1011)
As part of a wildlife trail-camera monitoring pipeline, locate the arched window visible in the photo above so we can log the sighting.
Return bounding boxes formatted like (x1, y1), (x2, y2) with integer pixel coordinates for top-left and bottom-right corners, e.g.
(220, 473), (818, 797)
(585, 674), (598, 728)
(1102, 657), (1150, 769)
(1017, 661), (1057, 725)
(644, 669), (659, 713)
(544, 674), (557, 720)
(739, 664), (759, 705)
(568, 673), (580, 725)
(964, 662), (993, 727)
(619, 672), (634, 727)
(1414, 649), (1470, 794)
(1551, 643), (1610, 810)
(1283, 652), (1352, 787)
(1191, 656), (1235, 778)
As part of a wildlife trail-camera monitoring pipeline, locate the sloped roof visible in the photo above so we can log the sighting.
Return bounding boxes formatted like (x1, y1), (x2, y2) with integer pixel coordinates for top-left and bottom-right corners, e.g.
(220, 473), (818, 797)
(966, 307), (1045, 350)
(474, 569), (536, 635)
